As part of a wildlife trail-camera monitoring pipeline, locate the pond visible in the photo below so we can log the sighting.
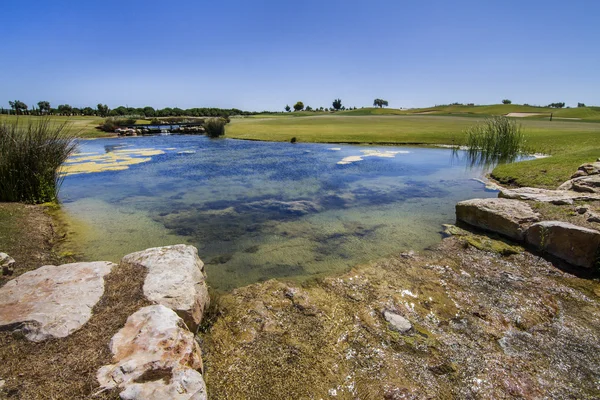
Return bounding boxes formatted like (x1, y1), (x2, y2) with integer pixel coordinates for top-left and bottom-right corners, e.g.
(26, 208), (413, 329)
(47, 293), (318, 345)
(59, 136), (498, 291)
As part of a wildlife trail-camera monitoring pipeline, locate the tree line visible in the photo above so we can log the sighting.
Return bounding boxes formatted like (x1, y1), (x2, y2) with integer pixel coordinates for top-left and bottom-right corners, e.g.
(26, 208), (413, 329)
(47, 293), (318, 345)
(1, 101), (260, 118)
(284, 98), (389, 112)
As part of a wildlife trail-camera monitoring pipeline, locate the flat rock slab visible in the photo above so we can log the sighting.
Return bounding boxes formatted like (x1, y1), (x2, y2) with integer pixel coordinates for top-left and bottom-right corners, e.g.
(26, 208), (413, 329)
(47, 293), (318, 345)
(97, 305), (207, 400)
(121, 245), (209, 331)
(499, 187), (600, 205)
(0, 261), (115, 342)
(526, 221), (600, 269)
(456, 198), (540, 241)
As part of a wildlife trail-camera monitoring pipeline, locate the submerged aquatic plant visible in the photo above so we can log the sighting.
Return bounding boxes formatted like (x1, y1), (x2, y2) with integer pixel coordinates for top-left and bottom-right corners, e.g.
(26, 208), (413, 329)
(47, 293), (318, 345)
(459, 116), (526, 167)
(0, 118), (77, 203)
(204, 118), (227, 138)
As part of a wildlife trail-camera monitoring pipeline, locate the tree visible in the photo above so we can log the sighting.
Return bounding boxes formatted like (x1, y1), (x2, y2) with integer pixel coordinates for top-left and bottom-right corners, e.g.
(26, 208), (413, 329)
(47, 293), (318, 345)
(293, 101), (304, 111)
(578, 102), (586, 108)
(373, 98), (389, 108)
(81, 107), (95, 116)
(548, 102), (565, 109)
(143, 106), (156, 117)
(285, 105), (291, 112)
(97, 104), (109, 117)
(57, 104), (73, 115)
(502, 99), (512, 104)
(332, 98), (342, 110)
(8, 100), (28, 115)
(305, 105), (313, 111)
(37, 101), (51, 114)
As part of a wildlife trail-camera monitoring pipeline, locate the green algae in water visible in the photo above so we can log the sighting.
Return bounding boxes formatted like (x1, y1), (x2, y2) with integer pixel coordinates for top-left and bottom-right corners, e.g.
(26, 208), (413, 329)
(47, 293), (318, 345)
(60, 136), (499, 290)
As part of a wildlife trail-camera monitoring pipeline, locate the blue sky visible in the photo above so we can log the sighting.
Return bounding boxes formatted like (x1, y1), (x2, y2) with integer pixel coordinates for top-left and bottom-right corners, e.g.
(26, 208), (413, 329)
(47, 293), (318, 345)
(1, 0), (598, 111)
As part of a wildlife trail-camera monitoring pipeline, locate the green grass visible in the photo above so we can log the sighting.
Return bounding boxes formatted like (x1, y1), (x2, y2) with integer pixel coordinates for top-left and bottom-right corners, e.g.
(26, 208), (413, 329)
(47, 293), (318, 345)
(0, 115), (110, 138)
(227, 114), (600, 189)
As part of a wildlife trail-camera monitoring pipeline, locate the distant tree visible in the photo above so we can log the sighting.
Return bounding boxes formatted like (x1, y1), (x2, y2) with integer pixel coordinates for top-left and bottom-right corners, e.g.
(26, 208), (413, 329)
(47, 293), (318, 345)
(305, 105), (313, 111)
(97, 104), (109, 117)
(143, 106), (156, 117)
(8, 100), (28, 115)
(502, 99), (512, 104)
(57, 104), (73, 115)
(37, 101), (51, 114)
(548, 102), (565, 109)
(293, 101), (304, 111)
(373, 98), (389, 108)
(285, 105), (291, 112)
(319, 107), (324, 111)
(332, 98), (342, 110)
(81, 107), (95, 116)
(577, 102), (586, 108)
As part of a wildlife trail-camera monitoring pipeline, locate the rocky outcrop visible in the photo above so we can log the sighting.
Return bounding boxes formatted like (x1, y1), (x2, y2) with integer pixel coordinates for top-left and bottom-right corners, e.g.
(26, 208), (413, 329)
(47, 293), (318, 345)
(499, 187), (600, 205)
(96, 305), (207, 400)
(456, 198), (540, 241)
(558, 175), (600, 193)
(0, 252), (15, 276)
(526, 221), (600, 269)
(0, 261), (115, 342)
(570, 161), (600, 178)
(121, 245), (209, 331)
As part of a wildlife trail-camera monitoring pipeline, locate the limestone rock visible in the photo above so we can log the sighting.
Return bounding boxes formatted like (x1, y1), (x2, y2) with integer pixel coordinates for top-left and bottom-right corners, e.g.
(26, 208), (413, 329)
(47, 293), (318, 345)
(526, 221), (600, 269)
(0, 252), (15, 276)
(456, 198), (540, 241)
(121, 245), (209, 331)
(571, 175), (600, 193)
(571, 162), (600, 178)
(499, 187), (600, 205)
(588, 212), (600, 223)
(0, 261), (115, 342)
(383, 310), (412, 333)
(97, 305), (207, 400)
(558, 175), (600, 193)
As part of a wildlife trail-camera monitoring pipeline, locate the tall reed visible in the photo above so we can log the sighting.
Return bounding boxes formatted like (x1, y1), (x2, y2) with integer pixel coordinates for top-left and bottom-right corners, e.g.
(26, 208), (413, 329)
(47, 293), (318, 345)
(0, 118), (77, 203)
(462, 116), (526, 167)
(204, 118), (227, 138)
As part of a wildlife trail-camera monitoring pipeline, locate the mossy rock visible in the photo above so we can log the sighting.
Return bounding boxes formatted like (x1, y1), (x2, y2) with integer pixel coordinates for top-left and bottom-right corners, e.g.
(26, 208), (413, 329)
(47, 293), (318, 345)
(464, 235), (522, 256)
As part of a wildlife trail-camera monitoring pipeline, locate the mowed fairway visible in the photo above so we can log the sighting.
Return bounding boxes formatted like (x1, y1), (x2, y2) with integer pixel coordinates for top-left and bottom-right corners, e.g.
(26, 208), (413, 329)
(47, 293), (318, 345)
(0, 115), (108, 138)
(227, 114), (600, 188)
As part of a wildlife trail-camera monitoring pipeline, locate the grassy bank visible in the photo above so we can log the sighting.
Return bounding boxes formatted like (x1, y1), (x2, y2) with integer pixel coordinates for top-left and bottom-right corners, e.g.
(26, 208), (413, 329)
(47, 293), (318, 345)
(0, 115), (111, 138)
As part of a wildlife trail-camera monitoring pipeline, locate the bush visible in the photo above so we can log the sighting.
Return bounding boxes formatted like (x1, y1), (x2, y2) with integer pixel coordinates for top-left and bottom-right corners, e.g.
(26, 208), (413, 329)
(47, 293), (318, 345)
(290, 137), (297, 143)
(204, 118), (227, 138)
(0, 118), (77, 203)
(102, 117), (137, 132)
(502, 99), (512, 104)
(461, 116), (525, 166)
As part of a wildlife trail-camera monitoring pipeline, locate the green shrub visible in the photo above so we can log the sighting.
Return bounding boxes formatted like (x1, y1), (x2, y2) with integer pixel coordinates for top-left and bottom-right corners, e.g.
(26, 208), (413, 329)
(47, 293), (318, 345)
(101, 117), (137, 132)
(204, 118), (227, 138)
(290, 137), (297, 143)
(0, 118), (77, 203)
(461, 116), (525, 166)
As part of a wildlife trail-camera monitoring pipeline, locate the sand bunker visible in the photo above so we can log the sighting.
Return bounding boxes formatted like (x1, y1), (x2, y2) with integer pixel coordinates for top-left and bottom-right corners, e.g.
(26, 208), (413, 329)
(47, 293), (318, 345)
(505, 112), (546, 118)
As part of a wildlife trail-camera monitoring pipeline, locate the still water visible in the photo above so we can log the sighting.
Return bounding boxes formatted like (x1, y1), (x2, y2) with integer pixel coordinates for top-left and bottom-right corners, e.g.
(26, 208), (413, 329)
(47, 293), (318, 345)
(60, 136), (498, 290)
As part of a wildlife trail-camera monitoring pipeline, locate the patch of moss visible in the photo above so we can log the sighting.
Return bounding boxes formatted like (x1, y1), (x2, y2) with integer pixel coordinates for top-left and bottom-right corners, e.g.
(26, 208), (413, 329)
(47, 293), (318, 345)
(464, 235), (522, 256)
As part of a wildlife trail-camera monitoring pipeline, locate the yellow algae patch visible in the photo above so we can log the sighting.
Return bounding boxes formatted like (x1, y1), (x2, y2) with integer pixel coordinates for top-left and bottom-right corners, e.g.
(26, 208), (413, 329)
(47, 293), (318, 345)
(60, 148), (165, 176)
(337, 149), (410, 165)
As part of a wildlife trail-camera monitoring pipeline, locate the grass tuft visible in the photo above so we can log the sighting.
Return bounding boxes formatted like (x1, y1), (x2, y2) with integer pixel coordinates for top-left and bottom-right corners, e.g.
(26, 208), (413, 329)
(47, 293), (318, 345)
(204, 118), (227, 138)
(0, 118), (77, 204)
(461, 116), (526, 167)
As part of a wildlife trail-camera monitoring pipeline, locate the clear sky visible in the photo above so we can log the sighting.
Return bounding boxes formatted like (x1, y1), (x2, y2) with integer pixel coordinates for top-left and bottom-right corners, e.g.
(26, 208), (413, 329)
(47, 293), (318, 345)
(1, 0), (598, 111)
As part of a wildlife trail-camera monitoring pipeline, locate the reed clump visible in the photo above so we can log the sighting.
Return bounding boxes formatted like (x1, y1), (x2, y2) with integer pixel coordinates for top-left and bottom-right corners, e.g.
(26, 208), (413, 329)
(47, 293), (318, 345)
(204, 118), (227, 138)
(0, 118), (77, 203)
(463, 116), (526, 166)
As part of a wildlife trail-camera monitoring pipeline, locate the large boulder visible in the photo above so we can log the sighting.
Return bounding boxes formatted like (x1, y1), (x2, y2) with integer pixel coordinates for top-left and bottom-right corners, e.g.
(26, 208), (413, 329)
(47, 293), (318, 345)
(499, 187), (600, 205)
(558, 175), (600, 193)
(121, 245), (209, 331)
(571, 162), (600, 178)
(0, 261), (115, 342)
(456, 198), (540, 241)
(526, 221), (600, 269)
(97, 305), (207, 400)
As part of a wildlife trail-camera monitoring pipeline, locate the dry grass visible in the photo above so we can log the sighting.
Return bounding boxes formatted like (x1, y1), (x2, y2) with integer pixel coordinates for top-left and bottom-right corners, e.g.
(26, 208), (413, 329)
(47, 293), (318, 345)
(0, 262), (150, 399)
(530, 200), (600, 231)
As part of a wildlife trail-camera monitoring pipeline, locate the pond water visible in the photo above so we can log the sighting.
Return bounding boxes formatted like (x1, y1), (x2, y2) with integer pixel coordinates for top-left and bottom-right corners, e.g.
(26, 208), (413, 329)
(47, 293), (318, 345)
(59, 136), (498, 291)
